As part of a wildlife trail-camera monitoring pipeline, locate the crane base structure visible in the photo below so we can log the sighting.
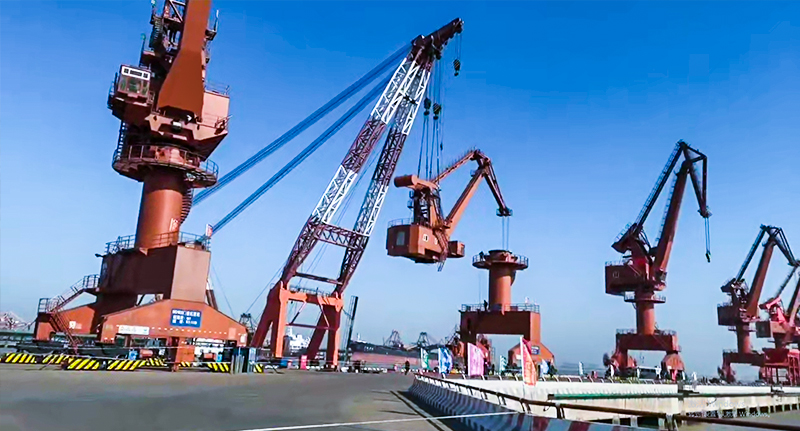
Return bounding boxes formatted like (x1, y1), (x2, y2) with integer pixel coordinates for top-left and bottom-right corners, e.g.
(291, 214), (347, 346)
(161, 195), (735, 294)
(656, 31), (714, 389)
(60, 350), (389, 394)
(458, 250), (554, 367)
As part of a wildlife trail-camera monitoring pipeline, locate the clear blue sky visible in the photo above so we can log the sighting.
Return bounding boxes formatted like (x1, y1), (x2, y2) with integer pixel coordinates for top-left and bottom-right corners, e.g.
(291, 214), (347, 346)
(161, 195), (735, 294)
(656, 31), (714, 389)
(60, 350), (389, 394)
(1, 1), (798, 376)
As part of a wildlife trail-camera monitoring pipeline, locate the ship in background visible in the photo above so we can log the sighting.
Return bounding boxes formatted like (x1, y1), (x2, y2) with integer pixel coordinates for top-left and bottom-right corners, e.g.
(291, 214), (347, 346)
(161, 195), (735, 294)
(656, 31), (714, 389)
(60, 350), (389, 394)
(347, 330), (442, 369)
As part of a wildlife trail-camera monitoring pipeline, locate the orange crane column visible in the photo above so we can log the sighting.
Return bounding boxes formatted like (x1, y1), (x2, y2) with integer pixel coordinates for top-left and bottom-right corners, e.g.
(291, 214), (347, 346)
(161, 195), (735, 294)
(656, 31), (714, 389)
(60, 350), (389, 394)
(475, 250), (526, 310)
(487, 253), (514, 308)
(636, 299), (656, 336)
(134, 169), (186, 249)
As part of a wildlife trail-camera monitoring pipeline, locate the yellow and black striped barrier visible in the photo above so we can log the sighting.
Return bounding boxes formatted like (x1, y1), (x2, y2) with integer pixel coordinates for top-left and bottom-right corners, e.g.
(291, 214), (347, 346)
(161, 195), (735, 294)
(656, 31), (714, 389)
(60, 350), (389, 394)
(105, 359), (144, 371)
(142, 358), (167, 367)
(65, 357), (101, 370)
(206, 362), (230, 373)
(253, 364), (264, 373)
(42, 354), (71, 365)
(1, 352), (39, 364)
(180, 361), (195, 368)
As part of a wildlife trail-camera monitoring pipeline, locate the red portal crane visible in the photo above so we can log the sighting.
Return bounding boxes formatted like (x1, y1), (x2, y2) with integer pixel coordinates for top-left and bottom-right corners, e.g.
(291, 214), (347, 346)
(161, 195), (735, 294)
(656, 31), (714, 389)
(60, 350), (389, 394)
(757, 272), (800, 384)
(33, 0), (247, 362)
(717, 225), (797, 382)
(386, 149), (511, 267)
(605, 140), (710, 379)
(249, 19), (464, 366)
(459, 250), (554, 366)
(756, 255), (800, 384)
(758, 269), (800, 347)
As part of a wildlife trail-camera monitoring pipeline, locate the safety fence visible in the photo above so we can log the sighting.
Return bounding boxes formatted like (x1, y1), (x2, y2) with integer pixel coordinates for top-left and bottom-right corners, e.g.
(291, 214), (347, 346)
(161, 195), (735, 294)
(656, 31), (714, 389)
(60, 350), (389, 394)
(413, 374), (800, 431)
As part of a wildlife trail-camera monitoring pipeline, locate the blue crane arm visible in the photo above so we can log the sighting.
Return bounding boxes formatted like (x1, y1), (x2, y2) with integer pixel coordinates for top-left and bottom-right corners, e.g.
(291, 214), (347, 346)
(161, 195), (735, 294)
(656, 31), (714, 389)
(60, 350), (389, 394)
(208, 76), (392, 235)
(193, 45), (409, 205)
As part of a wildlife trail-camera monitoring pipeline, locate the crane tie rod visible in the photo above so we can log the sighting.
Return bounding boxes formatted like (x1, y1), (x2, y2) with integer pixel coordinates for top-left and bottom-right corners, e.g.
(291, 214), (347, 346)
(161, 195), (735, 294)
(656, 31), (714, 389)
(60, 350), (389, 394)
(209, 75), (392, 235)
(193, 45), (410, 205)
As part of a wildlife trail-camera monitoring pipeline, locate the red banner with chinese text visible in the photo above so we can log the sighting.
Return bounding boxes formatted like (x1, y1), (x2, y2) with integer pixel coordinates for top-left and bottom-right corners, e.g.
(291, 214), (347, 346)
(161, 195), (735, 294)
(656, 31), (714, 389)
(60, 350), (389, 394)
(521, 337), (537, 386)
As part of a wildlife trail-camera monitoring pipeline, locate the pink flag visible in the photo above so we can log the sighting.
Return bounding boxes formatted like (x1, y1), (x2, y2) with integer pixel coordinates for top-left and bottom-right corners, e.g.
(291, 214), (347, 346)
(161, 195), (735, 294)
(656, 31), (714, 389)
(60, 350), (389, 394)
(467, 342), (484, 376)
(521, 337), (537, 386)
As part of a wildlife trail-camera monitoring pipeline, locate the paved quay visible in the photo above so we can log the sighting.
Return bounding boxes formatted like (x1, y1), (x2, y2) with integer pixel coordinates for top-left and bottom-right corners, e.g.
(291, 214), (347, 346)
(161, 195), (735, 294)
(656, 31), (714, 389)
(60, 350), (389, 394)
(0, 368), (467, 431)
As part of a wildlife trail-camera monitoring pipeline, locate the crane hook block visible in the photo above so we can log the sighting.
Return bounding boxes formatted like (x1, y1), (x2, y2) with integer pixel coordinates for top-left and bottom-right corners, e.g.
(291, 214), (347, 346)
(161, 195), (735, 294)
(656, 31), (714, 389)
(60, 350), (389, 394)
(453, 59), (461, 76)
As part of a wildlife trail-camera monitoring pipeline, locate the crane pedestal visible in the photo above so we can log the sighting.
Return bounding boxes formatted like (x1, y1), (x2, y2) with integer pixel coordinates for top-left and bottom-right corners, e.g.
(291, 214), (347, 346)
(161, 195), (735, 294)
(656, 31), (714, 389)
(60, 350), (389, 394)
(458, 250), (553, 366)
(606, 265), (684, 377)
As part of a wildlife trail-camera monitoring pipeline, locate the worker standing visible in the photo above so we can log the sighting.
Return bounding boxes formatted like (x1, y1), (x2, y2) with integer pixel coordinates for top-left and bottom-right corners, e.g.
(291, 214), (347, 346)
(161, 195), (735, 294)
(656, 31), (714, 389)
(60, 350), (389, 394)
(404, 360), (410, 375)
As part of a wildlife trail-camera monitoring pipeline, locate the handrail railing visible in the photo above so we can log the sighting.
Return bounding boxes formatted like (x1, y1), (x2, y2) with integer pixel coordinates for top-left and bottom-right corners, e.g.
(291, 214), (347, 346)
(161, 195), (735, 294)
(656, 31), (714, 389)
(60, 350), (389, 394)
(287, 285), (334, 297)
(104, 231), (210, 254)
(388, 218), (414, 228)
(205, 80), (230, 96)
(461, 303), (539, 313)
(447, 372), (788, 387)
(113, 144), (219, 181)
(624, 292), (667, 302)
(472, 252), (528, 267)
(616, 328), (677, 335)
(415, 375), (800, 430)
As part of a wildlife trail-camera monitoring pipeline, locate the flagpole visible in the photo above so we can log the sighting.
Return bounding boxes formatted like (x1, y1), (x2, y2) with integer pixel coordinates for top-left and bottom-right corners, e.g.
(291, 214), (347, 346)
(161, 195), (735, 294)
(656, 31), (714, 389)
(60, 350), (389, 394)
(520, 336), (526, 403)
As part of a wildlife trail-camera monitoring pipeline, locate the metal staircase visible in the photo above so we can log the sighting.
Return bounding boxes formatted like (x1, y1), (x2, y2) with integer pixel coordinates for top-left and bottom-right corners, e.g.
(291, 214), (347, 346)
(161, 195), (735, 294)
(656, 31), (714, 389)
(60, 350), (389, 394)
(37, 275), (99, 352)
(180, 188), (193, 224)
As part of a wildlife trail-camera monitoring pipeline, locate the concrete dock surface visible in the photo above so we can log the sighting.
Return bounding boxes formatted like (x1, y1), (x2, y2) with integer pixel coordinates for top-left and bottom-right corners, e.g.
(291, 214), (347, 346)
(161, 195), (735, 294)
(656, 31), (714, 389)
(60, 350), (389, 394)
(0, 368), (468, 431)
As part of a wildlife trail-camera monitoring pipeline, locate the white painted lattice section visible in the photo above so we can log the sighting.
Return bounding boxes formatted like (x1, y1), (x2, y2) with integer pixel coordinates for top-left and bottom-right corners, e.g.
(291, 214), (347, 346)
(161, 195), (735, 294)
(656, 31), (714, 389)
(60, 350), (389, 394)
(312, 166), (358, 223)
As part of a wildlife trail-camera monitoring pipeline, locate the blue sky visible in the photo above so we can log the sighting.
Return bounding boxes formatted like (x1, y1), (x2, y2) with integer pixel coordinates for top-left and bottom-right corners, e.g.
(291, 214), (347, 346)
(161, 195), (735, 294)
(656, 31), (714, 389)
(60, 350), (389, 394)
(1, 1), (798, 376)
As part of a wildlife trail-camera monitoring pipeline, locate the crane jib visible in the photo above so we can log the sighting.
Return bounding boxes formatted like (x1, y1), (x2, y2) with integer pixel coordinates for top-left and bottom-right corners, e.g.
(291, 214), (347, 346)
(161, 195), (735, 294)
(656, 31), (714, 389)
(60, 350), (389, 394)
(615, 140), (711, 265)
(249, 18), (464, 356)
